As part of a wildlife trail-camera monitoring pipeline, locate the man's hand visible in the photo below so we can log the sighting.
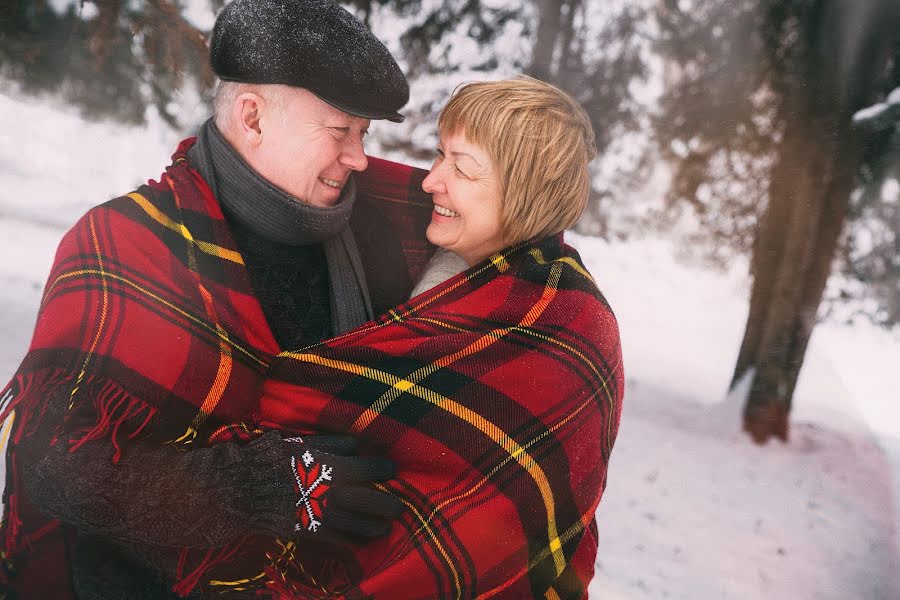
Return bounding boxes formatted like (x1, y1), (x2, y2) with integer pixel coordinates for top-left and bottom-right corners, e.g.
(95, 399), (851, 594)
(284, 435), (402, 543)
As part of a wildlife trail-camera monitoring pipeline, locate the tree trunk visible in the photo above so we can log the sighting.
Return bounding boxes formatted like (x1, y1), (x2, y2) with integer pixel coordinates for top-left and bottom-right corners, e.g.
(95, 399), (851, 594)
(558, 0), (581, 76)
(528, 0), (565, 81)
(360, 0), (372, 27)
(739, 114), (832, 443)
(730, 123), (797, 390)
(739, 123), (858, 443)
(732, 0), (898, 444)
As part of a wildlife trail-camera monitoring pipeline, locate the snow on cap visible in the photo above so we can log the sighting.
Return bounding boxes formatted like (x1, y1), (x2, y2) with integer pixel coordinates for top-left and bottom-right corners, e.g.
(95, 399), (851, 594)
(210, 0), (409, 122)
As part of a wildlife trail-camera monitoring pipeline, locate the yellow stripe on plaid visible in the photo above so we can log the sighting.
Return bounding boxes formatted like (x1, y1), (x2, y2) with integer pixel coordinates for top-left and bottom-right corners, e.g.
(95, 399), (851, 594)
(173, 283), (234, 444)
(528, 247), (595, 284)
(283, 263), (568, 575)
(46, 269), (267, 369)
(285, 246), (522, 352)
(417, 249), (616, 458)
(489, 254), (510, 272)
(409, 315), (620, 457)
(350, 263), (563, 432)
(521, 501), (600, 590)
(0, 411), (15, 453)
(414, 316), (616, 428)
(377, 483), (464, 598)
(377, 246), (517, 322)
(127, 192), (244, 265)
(499, 325), (620, 455)
(406, 382), (604, 598)
(68, 214), (110, 409)
(477, 505), (596, 600)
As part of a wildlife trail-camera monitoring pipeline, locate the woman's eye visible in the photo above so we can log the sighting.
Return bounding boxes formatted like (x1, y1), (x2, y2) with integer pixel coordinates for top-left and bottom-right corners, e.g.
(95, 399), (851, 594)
(454, 164), (471, 178)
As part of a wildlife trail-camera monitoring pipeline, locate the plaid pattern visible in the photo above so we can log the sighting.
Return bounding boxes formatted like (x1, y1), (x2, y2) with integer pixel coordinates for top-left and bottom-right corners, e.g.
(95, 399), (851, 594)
(0, 137), (622, 599)
(0, 140), (434, 598)
(252, 234), (624, 599)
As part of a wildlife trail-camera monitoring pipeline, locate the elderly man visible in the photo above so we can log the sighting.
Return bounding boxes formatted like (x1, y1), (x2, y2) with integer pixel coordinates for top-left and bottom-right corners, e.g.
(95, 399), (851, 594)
(0, 1), (431, 598)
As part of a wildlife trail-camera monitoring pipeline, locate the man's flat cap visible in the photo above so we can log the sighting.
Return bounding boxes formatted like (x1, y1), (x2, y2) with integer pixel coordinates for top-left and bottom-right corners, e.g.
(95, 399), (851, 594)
(210, 0), (409, 122)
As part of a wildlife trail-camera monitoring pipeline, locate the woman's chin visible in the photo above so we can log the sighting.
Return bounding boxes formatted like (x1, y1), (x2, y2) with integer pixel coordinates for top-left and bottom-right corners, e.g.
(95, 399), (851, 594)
(425, 224), (452, 249)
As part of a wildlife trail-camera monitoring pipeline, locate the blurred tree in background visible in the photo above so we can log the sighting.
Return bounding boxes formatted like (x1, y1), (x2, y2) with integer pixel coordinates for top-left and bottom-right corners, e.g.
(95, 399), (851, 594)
(0, 0), (217, 127)
(653, 0), (900, 442)
(1, 0), (898, 443)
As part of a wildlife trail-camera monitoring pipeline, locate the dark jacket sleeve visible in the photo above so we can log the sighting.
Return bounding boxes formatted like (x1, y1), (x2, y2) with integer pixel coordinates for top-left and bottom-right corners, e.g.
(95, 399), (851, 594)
(15, 384), (297, 549)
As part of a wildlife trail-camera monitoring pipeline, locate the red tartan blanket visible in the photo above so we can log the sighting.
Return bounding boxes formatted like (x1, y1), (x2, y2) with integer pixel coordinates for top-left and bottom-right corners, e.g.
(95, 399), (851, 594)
(0, 139), (434, 597)
(0, 139), (623, 599)
(248, 234), (624, 599)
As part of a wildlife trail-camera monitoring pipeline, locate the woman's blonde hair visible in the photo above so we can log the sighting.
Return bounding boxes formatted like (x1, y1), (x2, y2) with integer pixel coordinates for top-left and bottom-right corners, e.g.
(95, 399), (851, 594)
(438, 76), (596, 245)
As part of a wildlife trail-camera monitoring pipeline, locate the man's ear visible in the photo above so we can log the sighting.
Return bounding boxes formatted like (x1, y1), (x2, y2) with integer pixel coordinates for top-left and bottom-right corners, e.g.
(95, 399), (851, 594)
(233, 92), (265, 148)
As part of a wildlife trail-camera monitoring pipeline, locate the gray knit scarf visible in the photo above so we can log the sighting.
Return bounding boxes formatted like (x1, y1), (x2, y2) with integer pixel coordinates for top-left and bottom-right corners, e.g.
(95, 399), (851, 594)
(188, 119), (373, 336)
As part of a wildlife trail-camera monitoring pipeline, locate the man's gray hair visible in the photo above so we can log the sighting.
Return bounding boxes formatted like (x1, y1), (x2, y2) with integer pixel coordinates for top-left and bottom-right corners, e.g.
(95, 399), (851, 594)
(213, 81), (297, 132)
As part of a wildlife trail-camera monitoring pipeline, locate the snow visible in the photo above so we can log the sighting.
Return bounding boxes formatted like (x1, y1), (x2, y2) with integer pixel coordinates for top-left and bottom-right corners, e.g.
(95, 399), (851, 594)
(572, 232), (900, 598)
(852, 86), (900, 124)
(889, 86), (900, 106)
(1, 92), (898, 599)
(589, 386), (897, 599)
(852, 102), (889, 123)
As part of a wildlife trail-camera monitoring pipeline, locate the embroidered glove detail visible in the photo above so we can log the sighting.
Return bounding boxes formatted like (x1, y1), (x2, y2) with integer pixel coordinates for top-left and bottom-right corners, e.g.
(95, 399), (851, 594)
(283, 434), (403, 543)
(291, 452), (333, 533)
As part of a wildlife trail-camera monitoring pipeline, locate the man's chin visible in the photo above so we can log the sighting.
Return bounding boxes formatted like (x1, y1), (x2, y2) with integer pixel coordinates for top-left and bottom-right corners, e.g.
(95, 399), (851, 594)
(298, 189), (342, 208)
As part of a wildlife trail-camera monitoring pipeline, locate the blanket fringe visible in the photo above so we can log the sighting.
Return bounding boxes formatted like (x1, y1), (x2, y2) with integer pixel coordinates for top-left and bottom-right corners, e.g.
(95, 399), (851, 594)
(173, 538), (248, 598)
(258, 539), (352, 598)
(3, 455), (23, 555)
(67, 380), (158, 463)
(1, 368), (159, 559)
(2, 372), (66, 445)
(1, 371), (62, 558)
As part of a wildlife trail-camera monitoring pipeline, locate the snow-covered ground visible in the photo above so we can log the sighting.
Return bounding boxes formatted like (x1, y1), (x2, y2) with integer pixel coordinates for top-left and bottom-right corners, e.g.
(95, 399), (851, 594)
(1, 92), (898, 599)
(575, 232), (900, 599)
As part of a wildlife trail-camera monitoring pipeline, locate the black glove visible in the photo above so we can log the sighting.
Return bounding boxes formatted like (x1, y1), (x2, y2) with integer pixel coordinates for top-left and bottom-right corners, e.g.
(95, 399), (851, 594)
(283, 435), (402, 543)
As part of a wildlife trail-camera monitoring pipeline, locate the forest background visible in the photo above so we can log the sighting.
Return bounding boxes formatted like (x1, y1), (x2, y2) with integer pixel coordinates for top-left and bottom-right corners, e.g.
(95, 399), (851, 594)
(1, 0), (899, 598)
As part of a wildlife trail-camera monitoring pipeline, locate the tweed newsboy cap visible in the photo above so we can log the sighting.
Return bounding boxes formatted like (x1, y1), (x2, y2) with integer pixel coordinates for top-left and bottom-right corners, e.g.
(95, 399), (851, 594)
(210, 0), (409, 122)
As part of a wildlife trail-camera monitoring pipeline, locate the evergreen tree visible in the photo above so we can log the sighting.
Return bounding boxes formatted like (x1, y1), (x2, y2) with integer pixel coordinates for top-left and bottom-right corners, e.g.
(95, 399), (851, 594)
(653, 0), (900, 442)
(841, 85), (900, 327)
(0, 0), (216, 127)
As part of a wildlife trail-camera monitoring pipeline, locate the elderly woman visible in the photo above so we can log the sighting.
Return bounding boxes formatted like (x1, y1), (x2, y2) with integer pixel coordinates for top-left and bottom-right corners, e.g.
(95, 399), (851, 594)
(235, 76), (625, 599)
(411, 76), (598, 294)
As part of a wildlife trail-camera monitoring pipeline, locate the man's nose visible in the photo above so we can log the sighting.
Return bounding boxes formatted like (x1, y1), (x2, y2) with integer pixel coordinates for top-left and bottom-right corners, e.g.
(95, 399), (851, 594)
(341, 136), (369, 172)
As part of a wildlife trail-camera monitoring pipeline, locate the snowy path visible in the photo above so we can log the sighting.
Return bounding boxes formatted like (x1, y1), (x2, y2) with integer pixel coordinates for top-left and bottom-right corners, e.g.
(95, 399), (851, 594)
(590, 381), (898, 599)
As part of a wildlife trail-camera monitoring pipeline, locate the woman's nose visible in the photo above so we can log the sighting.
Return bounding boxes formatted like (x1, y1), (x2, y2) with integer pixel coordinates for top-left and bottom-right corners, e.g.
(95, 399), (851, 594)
(422, 168), (445, 194)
